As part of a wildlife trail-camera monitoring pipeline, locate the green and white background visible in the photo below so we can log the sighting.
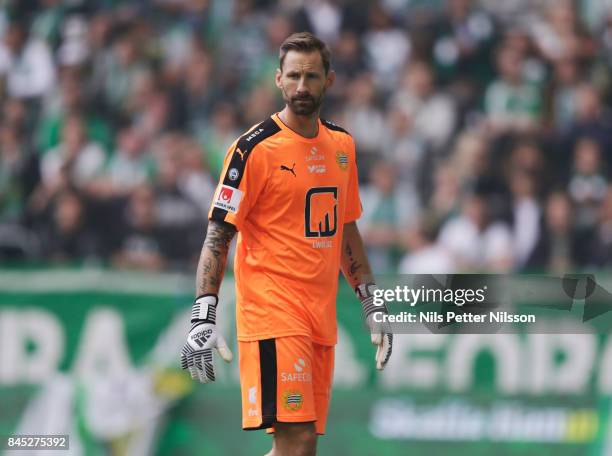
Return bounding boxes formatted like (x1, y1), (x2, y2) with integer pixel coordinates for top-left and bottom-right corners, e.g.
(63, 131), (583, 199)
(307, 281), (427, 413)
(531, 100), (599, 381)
(1, 269), (611, 455)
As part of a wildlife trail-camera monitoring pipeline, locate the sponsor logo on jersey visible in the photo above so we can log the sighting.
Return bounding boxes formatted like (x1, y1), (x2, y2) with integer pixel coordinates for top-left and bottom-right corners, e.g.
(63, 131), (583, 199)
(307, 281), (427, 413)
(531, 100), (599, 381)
(305, 187), (337, 238)
(282, 390), (304, 411)
(228, 168), (240, 180)
(306, 146), (325, 162)
(308, 164), (326, 174)
(213, 185), (243, 213)
(248, 386), (257, 404)
(336, 151), (348, 170)
(245, 128), (264, 142)
(312, 240), (333, 249)
(235, 147), (246, 160)
(281, 358), (312, 383)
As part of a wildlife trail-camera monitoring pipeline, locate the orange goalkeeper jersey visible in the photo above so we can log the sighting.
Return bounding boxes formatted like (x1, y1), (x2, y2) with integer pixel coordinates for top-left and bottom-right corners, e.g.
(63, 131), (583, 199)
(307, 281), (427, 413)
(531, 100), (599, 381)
(208, 113), (362, 346)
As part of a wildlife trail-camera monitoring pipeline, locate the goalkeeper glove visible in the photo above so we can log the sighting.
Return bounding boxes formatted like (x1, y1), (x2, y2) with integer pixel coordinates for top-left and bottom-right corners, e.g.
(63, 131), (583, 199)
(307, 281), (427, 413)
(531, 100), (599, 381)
(355, 283), (393, 370)
(180, 294), (233, 383)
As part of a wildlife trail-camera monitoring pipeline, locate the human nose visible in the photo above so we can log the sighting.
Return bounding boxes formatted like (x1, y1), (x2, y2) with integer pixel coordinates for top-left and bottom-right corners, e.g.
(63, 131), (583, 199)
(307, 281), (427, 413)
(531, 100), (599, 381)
(296, 76), (309, 94)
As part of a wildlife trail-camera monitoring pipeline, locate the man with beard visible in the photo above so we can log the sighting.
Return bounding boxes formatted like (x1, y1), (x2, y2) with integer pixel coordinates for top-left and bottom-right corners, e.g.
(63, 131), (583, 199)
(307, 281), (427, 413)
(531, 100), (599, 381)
(180, 32), (392, 456)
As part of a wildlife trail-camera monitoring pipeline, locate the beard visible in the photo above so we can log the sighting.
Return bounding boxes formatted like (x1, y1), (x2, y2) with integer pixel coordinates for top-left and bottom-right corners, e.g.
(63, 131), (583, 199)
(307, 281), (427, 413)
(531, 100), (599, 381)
(284, 90), (325, 116)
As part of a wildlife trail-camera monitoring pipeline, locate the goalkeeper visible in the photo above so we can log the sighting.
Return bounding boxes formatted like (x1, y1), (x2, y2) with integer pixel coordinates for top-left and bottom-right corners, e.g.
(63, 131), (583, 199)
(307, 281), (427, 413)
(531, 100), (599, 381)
(181, 32), (392, 456)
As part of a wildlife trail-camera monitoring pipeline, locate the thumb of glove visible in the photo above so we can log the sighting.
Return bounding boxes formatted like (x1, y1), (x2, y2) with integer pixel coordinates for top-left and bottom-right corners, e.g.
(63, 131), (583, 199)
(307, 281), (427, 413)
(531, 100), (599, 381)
(371, 332), (382, 346)
(375, 335), (391, 371)
(216, 334), (233, 363)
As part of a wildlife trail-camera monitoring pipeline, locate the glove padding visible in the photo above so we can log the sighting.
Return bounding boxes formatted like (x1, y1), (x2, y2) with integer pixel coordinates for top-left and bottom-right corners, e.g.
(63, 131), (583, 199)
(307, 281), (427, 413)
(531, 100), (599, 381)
(180, 294), (233, 383)
(356, 283), (393, 370)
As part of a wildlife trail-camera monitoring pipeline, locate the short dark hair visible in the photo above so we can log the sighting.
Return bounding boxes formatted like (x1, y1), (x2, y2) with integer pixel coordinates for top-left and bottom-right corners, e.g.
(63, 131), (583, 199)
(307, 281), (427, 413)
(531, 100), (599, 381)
(279, 32), (331, 74)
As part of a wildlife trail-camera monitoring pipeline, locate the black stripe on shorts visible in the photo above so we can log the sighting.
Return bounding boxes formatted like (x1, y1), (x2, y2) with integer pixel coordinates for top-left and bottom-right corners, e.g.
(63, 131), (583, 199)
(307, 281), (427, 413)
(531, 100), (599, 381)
(244, 338), (277, 430)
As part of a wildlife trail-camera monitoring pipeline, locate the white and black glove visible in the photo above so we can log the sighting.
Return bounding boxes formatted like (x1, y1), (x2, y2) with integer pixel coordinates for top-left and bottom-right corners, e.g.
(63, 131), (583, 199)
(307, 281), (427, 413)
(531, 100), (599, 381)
(180, 294), (233, 383)
(355, 283), (393, 370)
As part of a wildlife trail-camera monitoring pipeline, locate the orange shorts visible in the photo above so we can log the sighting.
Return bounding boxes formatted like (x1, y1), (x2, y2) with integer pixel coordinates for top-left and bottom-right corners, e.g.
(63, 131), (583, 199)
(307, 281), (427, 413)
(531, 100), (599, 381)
(239, 336), (335, 435)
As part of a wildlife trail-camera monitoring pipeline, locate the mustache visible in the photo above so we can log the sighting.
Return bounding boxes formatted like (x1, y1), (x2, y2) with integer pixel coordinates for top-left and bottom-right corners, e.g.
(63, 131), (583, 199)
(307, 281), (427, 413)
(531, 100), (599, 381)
(292, 95), (314, 102)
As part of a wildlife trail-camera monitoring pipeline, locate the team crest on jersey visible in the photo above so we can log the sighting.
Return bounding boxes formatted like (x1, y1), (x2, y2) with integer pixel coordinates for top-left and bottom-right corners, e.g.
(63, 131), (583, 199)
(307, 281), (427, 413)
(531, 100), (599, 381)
(282, 390), (303, 411)
(336, 151), (348, 170)
(213, 185), (243, 213)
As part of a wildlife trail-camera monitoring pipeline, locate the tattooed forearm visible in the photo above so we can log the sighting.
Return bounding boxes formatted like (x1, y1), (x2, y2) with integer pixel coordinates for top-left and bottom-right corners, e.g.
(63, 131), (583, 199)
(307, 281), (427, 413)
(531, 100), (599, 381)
(203, 221), (236, 258)
(345, 242), (352, 258)
(196, 220), (236, 296)
(341, 222), (374, 288)
(349, 260), (362, 277)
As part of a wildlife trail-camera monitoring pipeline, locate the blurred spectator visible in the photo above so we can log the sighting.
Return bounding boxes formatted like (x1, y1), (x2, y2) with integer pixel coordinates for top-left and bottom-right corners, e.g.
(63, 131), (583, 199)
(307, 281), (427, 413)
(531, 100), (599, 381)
(38, 115), (106, 197)
(0, 125), (39, 221)
(568, 138), (608, 231)
(38, 71), (113, 153)
(429, 163), (461, 222)
(30, 116), (104, 219)
(509, 170), (542, 270)
(241, 84), (278, 133)
(558, 83), (612, 163)
(30, 0), (65, 47)
(438, 193), (514, 272)
(547, 57), (582, 129)
(588, 186), (612, 267)
(506, 139), (547, 187)
(43, 190), (98, 263)
(112, 184), (166, 271)
(340, 73), (386, 175)
(358, 161), (419, 274)
(484, 45), (542, 135)
(539, 191), (578, 273)
(328, 30), (366, 102)
(152, 136), (204, 266)
(432, 0), (496, 104)
(176, 47), (216, 130)
(178, 139), (215, 218)
(91, 126), (152, 198)
(294, 0), (342, 45)
(450, 131), (491, 191)
(0, 19), (56, 100)
(381, 105), (425, 186)
(198, 102), (241, 177)
(93, 22), (149, 118)
(391, 61), (457, 153)
(363, 3), (411, 90)
(399, 216), (455, 274)
(530, 0), (596, 63)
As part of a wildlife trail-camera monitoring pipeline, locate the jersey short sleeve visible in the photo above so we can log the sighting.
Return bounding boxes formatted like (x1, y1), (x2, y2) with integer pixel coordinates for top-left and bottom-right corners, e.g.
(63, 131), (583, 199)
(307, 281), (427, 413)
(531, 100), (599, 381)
(208, 118), (281, 230)
(208, 140), (270, 231)
(344, 137), (362, 223)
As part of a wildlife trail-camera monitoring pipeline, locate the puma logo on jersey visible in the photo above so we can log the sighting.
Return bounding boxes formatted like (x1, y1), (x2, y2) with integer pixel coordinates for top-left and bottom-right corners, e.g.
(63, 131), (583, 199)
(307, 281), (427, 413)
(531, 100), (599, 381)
(280, 163), (296, 177)
(235, 147), (245, 160)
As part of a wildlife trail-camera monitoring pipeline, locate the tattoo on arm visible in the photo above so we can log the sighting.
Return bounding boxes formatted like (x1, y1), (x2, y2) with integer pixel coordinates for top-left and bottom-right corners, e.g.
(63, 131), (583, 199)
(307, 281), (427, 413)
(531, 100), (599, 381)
(341, 222), (373, 289)
(196, 220), (236, 296)
(349, 259), (362, 277)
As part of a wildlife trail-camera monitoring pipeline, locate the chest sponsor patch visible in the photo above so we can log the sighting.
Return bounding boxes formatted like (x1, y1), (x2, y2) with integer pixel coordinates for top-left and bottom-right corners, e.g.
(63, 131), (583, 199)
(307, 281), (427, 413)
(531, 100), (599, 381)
(213, 185), (243, 213)
(308, 164), (326, 174)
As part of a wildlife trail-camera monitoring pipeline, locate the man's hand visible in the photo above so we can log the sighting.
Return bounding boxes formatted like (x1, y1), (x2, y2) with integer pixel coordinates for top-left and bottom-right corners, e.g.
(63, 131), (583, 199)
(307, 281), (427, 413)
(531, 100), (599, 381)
(180, 294), (233, 383)
(355, 283), (393, 370)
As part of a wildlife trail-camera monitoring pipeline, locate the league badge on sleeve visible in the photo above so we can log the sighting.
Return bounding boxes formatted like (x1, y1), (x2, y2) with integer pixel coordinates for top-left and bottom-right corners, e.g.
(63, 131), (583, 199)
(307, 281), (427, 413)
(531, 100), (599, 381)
(214, 185), (243, 213)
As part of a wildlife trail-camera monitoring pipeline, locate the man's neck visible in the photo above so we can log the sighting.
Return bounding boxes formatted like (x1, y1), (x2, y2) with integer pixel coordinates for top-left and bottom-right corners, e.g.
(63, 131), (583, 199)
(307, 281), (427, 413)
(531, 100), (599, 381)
(278, 107), (319, 138)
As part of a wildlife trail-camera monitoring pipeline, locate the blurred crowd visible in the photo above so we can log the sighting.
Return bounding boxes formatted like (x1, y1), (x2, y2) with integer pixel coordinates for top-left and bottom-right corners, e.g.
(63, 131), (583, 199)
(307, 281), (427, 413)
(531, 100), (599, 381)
(0, 0), (611, 273)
